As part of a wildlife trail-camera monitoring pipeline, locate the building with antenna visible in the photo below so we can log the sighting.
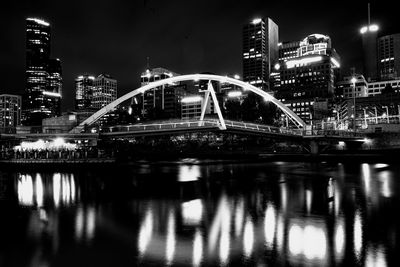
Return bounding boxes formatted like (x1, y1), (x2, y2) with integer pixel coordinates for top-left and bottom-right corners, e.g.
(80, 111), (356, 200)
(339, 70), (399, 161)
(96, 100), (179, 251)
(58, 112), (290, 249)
(360, 3), (379, 82)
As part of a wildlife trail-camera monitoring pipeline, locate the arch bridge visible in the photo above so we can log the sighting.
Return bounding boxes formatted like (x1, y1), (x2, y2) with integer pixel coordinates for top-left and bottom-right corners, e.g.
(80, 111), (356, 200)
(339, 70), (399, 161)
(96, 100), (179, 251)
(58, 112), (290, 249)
(70, 74), (306, 134)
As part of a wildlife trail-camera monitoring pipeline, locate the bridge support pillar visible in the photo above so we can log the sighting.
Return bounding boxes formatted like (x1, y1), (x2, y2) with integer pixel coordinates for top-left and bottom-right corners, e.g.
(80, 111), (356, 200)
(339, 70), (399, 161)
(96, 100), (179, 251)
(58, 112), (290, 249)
(310, 140), (319, 156)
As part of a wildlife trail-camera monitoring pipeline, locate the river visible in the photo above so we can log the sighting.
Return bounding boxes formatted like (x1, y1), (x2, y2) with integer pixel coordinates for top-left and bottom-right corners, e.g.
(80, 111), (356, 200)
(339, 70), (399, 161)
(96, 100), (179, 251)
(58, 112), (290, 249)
(0, 161), (398, 266)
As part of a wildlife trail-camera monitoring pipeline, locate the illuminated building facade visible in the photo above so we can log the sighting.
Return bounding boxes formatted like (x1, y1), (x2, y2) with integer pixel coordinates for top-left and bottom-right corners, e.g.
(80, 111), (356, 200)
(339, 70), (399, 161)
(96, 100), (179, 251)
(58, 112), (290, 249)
(276, 34), (341, 123)
(242, 18), (279, 91)
(92, 74), (117, 110)
(75, 74), (95, 110)
(378, 33), (400, 80)
(24, 18), (62, 125)
(0, 94), (21, 132)
(140, 68), (184, 119)
(337, 75), (368, 99)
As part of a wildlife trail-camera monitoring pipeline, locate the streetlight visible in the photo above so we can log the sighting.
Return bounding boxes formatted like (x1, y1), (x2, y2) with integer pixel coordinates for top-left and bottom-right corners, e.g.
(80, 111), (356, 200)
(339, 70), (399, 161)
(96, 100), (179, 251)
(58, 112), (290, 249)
(374, 106), (378, 124)
(382, 105), (389, 123)
(351, 77), (357, 131)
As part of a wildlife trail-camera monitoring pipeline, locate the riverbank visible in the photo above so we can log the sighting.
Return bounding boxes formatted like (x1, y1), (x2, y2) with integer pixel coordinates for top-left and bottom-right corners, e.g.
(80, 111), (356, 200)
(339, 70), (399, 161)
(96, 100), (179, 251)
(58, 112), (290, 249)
(0, 149), (398, 170)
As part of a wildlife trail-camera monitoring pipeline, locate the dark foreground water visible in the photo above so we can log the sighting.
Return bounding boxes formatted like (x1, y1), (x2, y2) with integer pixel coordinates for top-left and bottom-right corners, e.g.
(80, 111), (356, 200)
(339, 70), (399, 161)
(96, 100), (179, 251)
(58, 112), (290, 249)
(0, 161), (399, 266)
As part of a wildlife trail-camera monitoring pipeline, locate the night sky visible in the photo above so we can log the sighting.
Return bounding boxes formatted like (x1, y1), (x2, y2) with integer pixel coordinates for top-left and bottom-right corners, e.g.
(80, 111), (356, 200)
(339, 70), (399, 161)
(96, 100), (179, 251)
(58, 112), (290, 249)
(1, 0), (399, 111)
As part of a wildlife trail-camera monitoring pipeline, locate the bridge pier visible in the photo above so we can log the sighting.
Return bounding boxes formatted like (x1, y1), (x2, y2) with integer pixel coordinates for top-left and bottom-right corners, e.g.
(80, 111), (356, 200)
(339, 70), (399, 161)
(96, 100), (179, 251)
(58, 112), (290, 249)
(310, 140), (319, 156)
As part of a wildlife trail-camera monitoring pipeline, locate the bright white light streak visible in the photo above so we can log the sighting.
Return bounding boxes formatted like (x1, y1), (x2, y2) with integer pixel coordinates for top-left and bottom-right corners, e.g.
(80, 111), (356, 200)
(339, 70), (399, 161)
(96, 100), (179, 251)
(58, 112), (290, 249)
(264, 204), (276, 248)
(138, 208), (154, 256)
(86, 207), (96, 241)
(166, 210), (176, 265)
(234, 198), (244, 237)
(288, 224), (303, 256)
(354, 211), (363, 258)
(306, 190), (312, 214)
(53, 173), (61, 207)
(334, 219), (345, 259)
(193, 230), (203, 267)
(286, 56), (323, 69)
(243, 217), (254, 258)
(75, 206), (84, 241)
(35, 174), (43, 207)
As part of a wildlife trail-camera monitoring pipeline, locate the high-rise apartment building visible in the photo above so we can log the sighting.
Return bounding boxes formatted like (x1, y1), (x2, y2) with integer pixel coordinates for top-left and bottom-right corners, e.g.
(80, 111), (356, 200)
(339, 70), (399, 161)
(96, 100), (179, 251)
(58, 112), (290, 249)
(92, 74), (117, 110)
(242, 18), (279, 91)
(75, 75), (95, 110)
(378, 33), (400, 80)
(24, 18), (62, 125)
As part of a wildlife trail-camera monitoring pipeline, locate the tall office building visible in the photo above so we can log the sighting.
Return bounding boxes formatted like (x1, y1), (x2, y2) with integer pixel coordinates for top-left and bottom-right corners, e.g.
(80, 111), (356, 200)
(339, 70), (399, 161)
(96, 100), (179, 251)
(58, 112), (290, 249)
(242, 18), (279, 91)
(0, 94), (22, 133)
(378, 33), (400, 80)
(75, 74), (95, 110)
(92, 74), (117, 110)
(360, 4), (379, 82)
(276, 34), (341, 123)
(140, 67), (184, 119)
(24, 17), (62, 125)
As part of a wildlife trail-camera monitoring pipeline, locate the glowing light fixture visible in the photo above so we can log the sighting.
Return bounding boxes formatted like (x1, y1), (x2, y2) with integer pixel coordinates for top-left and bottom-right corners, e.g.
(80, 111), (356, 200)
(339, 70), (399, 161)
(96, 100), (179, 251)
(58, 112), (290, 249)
(227, 91), (242, 98)
(234, 74), (240, 80)
(43, 91), (61, 98)
(331, 58), (340, 68)
(252, 18), (262, 24)
(182, 96), (203, 104)
(27, 18), (49, 26)
(286, 56), (323, 69)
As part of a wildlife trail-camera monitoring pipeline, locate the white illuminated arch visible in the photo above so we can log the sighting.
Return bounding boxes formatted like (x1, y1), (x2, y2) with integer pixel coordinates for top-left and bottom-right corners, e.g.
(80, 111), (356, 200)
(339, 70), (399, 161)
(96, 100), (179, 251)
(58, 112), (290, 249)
(70, 74), (305, 133)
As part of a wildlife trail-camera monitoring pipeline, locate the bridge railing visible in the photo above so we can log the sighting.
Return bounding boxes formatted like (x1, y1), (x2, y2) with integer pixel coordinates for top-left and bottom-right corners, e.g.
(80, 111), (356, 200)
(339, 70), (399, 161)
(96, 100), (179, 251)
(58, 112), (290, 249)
(224, 120), (303, 136)
(102, 120), (221, 133)
(303, 129), (366, 138)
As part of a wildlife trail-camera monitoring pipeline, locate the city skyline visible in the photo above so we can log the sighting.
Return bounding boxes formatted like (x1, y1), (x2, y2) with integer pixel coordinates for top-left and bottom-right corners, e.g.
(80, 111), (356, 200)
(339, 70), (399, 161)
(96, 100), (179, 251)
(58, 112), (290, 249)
(1, 0), (400, 111)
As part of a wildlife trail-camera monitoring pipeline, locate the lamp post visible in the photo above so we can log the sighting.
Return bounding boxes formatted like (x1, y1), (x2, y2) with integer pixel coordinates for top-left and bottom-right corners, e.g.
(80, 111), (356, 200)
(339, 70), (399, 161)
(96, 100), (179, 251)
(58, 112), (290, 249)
(351, 77), (357, 131)
(374, 106), (378, 124)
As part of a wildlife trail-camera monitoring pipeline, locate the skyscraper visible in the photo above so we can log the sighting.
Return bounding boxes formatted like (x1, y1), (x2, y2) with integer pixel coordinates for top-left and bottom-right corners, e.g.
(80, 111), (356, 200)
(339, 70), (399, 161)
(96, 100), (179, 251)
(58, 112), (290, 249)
(24, 17), (62, 125)
(360, 4), (379, 82)
(92, 74), (117, 110)
(75, 74), (95, 111)
(378, 33), (400, 80)
(242, 18), (279, 91)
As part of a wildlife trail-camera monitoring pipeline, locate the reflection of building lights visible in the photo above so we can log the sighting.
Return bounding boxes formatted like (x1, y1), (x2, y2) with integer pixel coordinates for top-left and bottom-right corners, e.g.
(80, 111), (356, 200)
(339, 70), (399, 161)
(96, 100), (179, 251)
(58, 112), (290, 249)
(306, 189), (312, 214)
(75, 206), (84, 241)
(138, 208), (154, 256)
(35, 174), (43, 207)
(182, 199), (203, 225)
(193, 230), (203, 267)
(264, 204), (276, 248)
(362, 164), (371, 195)
(166, 210), (176, 265)
(86, 207), (96, 241)
(380, 172), (392, 198)
(366, 245), (387, 267)
(53, 173), (61, 207)
(288, 223), (327, 260)
(243, 217), (254, 258)
(235, 198), (244, 237)
(178, 165), (200, 182)
(18, 174), (34, 206)
(335, 220), (345, 259)
(354, 211), (363, 258)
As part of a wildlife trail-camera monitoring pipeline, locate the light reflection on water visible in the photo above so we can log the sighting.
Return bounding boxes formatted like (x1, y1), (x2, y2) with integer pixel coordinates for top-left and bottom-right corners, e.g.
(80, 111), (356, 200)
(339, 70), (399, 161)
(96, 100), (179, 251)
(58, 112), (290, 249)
(0, 162), (399, 266)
